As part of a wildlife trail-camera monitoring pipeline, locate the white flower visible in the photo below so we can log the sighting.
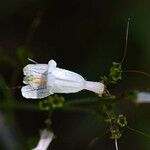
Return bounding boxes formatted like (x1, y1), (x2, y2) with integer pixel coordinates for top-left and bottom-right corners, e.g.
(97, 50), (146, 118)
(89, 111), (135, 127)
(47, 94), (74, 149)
(32, 129), (54, 150)
(21, 60), (104, 99)
(137, 92), (150, 103)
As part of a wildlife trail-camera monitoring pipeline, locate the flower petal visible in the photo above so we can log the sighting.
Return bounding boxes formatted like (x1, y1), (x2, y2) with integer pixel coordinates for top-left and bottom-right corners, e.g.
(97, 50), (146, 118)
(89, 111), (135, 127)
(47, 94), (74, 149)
(51, 79), (85, 93)
(137, 92), (150, 103)
(47, 67), (85, 93)
(85, 81), (104, 94)
(32, 129), (54, 150)
(52, 68), (84, 82)
(21, 85), (51, 99)
(48, 60), (57, 73)
(23, 64), (48, 76)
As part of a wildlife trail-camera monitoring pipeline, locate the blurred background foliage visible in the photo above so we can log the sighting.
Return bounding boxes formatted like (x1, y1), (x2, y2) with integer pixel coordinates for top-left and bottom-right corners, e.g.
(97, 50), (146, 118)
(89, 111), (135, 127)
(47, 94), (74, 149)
(0, 0), (149, 150)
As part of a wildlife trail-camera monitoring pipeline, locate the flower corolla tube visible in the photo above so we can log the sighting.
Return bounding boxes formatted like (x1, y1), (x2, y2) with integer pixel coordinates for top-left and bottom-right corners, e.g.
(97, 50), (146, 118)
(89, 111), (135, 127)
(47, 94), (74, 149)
(21, 60), (104, 99)
(32, 129), (54, 150)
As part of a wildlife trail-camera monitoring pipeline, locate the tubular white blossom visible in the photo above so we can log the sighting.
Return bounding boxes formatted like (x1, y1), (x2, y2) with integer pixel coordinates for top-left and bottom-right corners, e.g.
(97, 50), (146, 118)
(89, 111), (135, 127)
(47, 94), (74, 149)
(32, 129), (54, 150)
(137, 92), (150, 103)
(21, 59), (104, 99)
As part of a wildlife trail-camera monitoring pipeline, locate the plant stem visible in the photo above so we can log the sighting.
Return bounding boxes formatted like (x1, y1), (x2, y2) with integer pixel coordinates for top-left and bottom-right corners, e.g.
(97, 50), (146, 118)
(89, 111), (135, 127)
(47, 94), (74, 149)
(123, 70), (150, 79)
(127, 126), (150, 138)
(120, 18), (130, 65)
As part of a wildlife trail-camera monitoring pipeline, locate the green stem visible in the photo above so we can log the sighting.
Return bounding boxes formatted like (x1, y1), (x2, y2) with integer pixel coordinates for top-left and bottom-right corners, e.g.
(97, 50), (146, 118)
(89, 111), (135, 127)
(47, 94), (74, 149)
(57, 106), (99, 115)
(65, 97), (99, 106)
(123, 70), (150, 79)
(0, 102), (40, 111)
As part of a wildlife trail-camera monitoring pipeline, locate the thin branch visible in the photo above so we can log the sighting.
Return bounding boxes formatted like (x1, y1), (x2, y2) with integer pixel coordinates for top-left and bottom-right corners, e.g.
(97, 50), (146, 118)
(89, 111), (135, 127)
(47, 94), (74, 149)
(88, 130), (109, 149)
(127, 126), (150, 138)
(123, 70), (150, 79)
(120, 18), (130, 65)
(6, 85), (22, 90)
(65, 97), (99, 105)
(0, 102), (41, 111)
(25, 11), (43, 48)
(61, 106), (99, 115)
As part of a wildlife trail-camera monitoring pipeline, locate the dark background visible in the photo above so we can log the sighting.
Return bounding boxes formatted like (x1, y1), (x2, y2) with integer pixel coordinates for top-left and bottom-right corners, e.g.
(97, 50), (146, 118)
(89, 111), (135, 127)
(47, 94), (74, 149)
(0, 0), (149, 149)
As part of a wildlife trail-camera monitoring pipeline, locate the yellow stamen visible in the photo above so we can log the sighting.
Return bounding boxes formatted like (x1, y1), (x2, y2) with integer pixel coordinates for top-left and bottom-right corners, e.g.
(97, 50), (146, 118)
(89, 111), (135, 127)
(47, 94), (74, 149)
(31, 77), (46, 84)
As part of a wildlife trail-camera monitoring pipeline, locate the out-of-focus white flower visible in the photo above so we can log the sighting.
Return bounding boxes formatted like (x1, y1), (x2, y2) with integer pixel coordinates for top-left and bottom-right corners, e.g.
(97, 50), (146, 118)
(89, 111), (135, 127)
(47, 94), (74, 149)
(137, 92), (150, 103)
(21, 60), (104, 99)
(32, 129), (54, 150)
